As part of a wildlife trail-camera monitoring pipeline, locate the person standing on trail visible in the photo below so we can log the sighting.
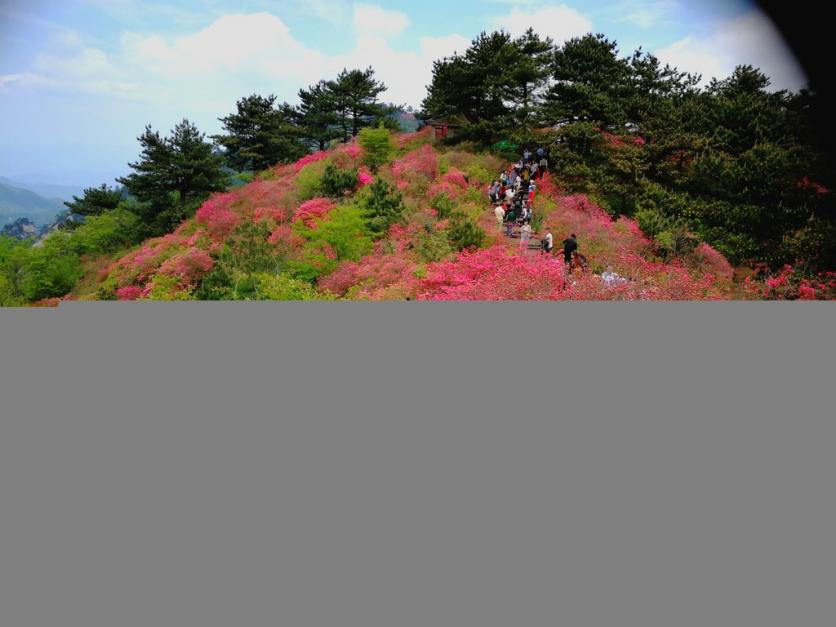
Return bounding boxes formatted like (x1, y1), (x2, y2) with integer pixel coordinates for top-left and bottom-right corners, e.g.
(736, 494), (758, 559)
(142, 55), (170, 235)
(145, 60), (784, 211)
(530, 161), (539, 179)
(539, 156), (548, 179)
(494, 204), (506, 233)
(562, 234), (578, 266)
(542, 230), (554, 255)
(520, 221), (532, 253)
(488, 180), (500, 203)
(505, 207), (516, 237)
(523, 149), (532, 164)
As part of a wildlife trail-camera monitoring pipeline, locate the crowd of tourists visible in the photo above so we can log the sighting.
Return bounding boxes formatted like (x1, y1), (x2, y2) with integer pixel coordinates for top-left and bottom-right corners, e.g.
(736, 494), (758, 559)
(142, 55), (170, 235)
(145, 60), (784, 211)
(487, 147), (585, 270)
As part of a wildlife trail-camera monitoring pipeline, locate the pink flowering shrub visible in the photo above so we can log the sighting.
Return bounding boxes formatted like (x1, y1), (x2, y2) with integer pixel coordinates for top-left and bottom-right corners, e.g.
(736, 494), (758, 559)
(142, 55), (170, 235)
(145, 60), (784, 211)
(293, 151), (329, 172)
(692, 243), (734, 282)
(320, 254), (418, 299)
(392, 144), (438, 181)
(419, 245), (568, 300)
(293, 198), (337, 229)
(742, 266), (836, 300)
(116, 286), (143, 301)
(158, 248), (215, 287)
(358, 170), (375, 187)
(441, 168), (468, 189)
(196, 192), (241, 239)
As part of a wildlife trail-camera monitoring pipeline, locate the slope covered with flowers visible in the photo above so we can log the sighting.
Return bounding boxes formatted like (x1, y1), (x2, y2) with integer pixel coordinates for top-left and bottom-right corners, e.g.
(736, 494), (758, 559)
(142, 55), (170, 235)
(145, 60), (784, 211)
(76, 128), (834, 301)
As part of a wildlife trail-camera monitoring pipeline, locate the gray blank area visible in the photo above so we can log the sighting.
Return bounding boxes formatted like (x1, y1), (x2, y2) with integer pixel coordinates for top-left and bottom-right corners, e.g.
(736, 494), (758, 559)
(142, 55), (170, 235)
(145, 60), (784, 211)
(1, 303), (833, 627)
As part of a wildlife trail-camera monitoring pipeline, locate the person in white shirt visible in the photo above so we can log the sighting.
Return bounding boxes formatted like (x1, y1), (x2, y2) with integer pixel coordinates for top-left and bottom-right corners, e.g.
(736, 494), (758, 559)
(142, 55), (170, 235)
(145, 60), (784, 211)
(494, 205), (506, 233)
(542, 231), (554, 255)
(520, 221), (532, 253)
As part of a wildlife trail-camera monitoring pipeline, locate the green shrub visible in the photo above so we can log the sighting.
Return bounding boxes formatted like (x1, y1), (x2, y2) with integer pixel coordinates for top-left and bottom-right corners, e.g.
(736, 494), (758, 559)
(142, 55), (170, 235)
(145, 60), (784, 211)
(288, 205), (374, 282)
(18, 233), (83, 302)
(465, 163), (492, 185)
(447, 212), (486, 251)
(252, 273), (335, 301)
(430, 193), (454, 219)
(358, 124), (395, 172)
(71, 207), (143, 256)
(295, 160), (328, 200)
(361, 178), (406, 235)
(321, 163), (359, 197)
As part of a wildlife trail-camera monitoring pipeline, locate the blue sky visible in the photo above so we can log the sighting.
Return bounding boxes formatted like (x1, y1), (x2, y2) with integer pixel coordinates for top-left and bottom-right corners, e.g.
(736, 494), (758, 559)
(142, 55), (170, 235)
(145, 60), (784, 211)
(0, 0), (807, 187)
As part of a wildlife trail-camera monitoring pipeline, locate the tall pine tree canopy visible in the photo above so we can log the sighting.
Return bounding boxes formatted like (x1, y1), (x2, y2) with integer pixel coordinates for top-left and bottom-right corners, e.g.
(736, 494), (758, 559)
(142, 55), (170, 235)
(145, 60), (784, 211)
(119, 119), (226, 235)
(296, 81), (342, 151)
(215, 94), (306, 171)
(327, 67), (388, 140)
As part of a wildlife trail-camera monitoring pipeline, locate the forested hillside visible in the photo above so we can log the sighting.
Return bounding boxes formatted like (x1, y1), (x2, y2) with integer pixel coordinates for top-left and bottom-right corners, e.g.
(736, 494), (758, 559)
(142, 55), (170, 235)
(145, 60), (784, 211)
(1, 29), (833, 305)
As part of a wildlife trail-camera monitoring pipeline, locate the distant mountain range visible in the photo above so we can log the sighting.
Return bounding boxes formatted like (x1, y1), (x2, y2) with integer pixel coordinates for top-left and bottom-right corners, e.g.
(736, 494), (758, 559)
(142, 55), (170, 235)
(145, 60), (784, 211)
(0, 177), (83, 227)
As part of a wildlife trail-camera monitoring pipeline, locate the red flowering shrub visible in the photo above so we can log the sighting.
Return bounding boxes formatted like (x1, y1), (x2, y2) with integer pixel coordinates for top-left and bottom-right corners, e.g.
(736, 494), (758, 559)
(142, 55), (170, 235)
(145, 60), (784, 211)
(419, 245), (568, 300)
(742, 266), (836, 300)
(358, 170), (375, 187)
(293, 198), (337, 229)
(692, 242), (734, 282)
(441, 168), (468, 189)
(392, 144), (438, 181)
(320, 254), (418, 299)
(158, 248), (215, 287)
(293, 151), (329, 172)
(196, 192), (241, 239)
(116, 286), (143, 301)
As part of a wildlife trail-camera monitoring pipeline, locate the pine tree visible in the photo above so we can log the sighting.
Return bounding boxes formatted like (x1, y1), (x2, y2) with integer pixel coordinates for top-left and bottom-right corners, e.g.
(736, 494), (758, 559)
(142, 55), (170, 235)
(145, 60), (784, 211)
(215, 94), (306, 171)
(327, 67), (387, 141)
(296, 81), (341, 151)
(119, 119), (227, 234)
(64, 184), (124, 217)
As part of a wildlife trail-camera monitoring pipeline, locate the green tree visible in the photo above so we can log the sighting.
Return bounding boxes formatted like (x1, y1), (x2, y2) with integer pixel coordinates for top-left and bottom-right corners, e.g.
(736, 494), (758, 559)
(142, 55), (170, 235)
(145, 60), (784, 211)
(296, 81), (342, 150)
(119, 119), (227, 235)
(358, 124), (395, 172)
(328, 68), (387, 140)
(361, 178), (405, 235)
(544, 34), (631, 127)
(215, 94), (306, 171)
(64, 184), (124, 217)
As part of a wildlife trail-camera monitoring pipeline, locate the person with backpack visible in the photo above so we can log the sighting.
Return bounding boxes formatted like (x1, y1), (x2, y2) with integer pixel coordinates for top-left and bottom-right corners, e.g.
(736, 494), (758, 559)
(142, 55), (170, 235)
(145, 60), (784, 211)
(562, 233), (578, 266)
(505, 207), (517, 237)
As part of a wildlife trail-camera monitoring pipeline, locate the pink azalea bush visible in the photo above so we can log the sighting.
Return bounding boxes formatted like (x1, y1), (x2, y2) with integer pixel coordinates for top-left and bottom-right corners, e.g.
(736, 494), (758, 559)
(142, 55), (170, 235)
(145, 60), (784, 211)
(196, 192), (241, 239)
(419, 245), (568, 301)
(320, 254), (418, 299)
(293, 151), (329, 172)
(392, 144), (439, 181)
(692, 242), (734, 282)
(293, 198), (337, 229)
(116, 286), (143, 301)
(358, 170), (375, 187)
(158, 248), (215, 287)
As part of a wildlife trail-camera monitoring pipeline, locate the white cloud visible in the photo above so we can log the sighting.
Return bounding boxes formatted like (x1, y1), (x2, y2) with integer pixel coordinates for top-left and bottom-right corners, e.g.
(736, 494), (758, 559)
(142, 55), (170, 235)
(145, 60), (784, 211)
(352, 4), (410, 38)
(491, 4), (593, 44)
(419, 34), (473, 61)
(655, 10), (808, 91)
(614, 1), (678, 29)
(2, 6), (471, 121)
(34, 47), (117, 78)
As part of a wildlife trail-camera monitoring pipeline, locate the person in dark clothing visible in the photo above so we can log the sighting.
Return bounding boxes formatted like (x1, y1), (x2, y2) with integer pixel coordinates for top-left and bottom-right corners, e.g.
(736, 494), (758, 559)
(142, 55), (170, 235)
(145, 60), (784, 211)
(562, 234), (578, 265)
